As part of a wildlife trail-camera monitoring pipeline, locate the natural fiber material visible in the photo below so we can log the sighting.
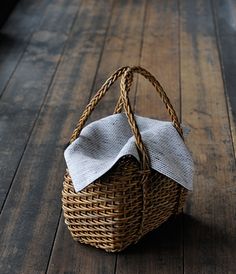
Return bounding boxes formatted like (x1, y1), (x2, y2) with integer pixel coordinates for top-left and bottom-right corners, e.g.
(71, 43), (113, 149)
(64, 113), (193, 192)
(62, 66), (189, 252)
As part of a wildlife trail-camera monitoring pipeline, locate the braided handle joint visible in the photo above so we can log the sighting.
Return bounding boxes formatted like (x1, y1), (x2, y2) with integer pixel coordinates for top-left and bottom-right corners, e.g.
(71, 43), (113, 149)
(69, 66), (183, 157)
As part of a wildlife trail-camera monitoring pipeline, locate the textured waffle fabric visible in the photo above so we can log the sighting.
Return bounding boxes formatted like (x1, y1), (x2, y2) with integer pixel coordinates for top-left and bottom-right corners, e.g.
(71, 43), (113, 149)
(64, 113), (194, 192)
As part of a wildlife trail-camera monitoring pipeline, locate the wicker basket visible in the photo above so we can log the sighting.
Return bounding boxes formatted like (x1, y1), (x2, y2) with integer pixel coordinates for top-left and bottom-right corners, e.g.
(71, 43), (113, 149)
(62, 66), (188, 252)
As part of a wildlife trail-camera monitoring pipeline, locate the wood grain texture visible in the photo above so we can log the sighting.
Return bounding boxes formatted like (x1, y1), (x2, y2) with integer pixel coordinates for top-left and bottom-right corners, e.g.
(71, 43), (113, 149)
(115, 1), (183, 273)
(0, 0), (235, 273)
(0, 0), (56, 96)
(0, 0), (81, 210)
(88, 0), (147, 119)
(0, 3), (91, 274)
(180, 0), (236, 273)
(47, 0), (147, 273)
(212, 0), (236, 155)
(0, 1), (115, 274)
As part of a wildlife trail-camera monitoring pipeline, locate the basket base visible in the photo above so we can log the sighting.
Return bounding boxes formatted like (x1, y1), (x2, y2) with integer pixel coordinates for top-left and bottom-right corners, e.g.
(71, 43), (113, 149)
(62, 156), (188, 252)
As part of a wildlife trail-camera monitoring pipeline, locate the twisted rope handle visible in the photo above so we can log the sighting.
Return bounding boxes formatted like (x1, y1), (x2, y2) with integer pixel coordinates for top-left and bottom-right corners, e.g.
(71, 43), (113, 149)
(69, 66), (183, 152)
(69, 66), (129, 143)
(119, 68), (150, 171)
(114, 66), (183, 137)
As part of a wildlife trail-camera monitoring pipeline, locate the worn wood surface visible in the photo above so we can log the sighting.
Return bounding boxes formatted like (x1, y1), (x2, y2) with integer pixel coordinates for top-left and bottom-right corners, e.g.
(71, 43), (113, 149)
(47, 1), (146, 272)
(0, 0), (64, 96)
(0, 0), (81, 211)
(116, 1), (184, 273)
(0, 0), (235, 273)
(213, 0), (236, 154)
(180, 0), (236, 273)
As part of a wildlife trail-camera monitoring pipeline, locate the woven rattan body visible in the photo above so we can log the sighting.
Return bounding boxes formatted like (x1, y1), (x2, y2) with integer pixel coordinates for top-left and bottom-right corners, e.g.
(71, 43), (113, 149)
(62, 66), (188, 252)
(63, 156), (187, 252)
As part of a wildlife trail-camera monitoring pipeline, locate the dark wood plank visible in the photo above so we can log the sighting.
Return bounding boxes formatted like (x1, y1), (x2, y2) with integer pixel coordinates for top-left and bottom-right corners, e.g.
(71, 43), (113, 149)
(116, 1), (183, 273)
(0, 1), (114, 273)
(0, 0), (51, 96)
(89, 0), (147, 122)
(47, 218), (116, 274)
(0, 0), (81, 210)
(47, 0), (147, 273)
(1, 1), (235, 273)
(136, 0), (181, 118)
(212, 0), (236, 154)
(180, 0), (236, 273)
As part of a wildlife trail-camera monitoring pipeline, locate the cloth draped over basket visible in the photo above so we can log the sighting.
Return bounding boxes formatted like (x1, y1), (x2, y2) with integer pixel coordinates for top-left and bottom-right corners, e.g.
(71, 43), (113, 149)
(64, 113), (193, 193)
(62, 66), (194, 252)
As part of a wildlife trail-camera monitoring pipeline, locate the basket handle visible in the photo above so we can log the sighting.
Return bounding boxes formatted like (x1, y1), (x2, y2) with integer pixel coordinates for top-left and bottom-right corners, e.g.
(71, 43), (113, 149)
(69, 66), (129, 143)
(119, 68), (150, 170)
(69, 67), (182, 171)
(114, 66), (183, 137)
(118, 67), (184, 171)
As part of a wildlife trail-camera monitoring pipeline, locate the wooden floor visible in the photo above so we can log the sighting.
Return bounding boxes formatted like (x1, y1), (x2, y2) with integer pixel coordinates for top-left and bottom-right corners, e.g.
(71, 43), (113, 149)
(0, 0), (236, 273)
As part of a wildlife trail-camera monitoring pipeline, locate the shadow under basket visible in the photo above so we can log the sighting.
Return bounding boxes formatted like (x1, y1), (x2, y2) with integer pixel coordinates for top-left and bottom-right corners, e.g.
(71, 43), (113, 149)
(62, 155), (188, 252)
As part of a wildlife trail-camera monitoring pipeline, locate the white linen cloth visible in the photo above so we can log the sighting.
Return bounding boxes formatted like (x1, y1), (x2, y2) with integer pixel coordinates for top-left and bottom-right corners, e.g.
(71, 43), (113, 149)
(64, 113), (194, 192)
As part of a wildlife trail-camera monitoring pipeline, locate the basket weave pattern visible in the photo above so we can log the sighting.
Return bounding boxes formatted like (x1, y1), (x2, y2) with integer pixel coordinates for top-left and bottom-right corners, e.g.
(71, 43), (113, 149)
(62, 66), (188, 252)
